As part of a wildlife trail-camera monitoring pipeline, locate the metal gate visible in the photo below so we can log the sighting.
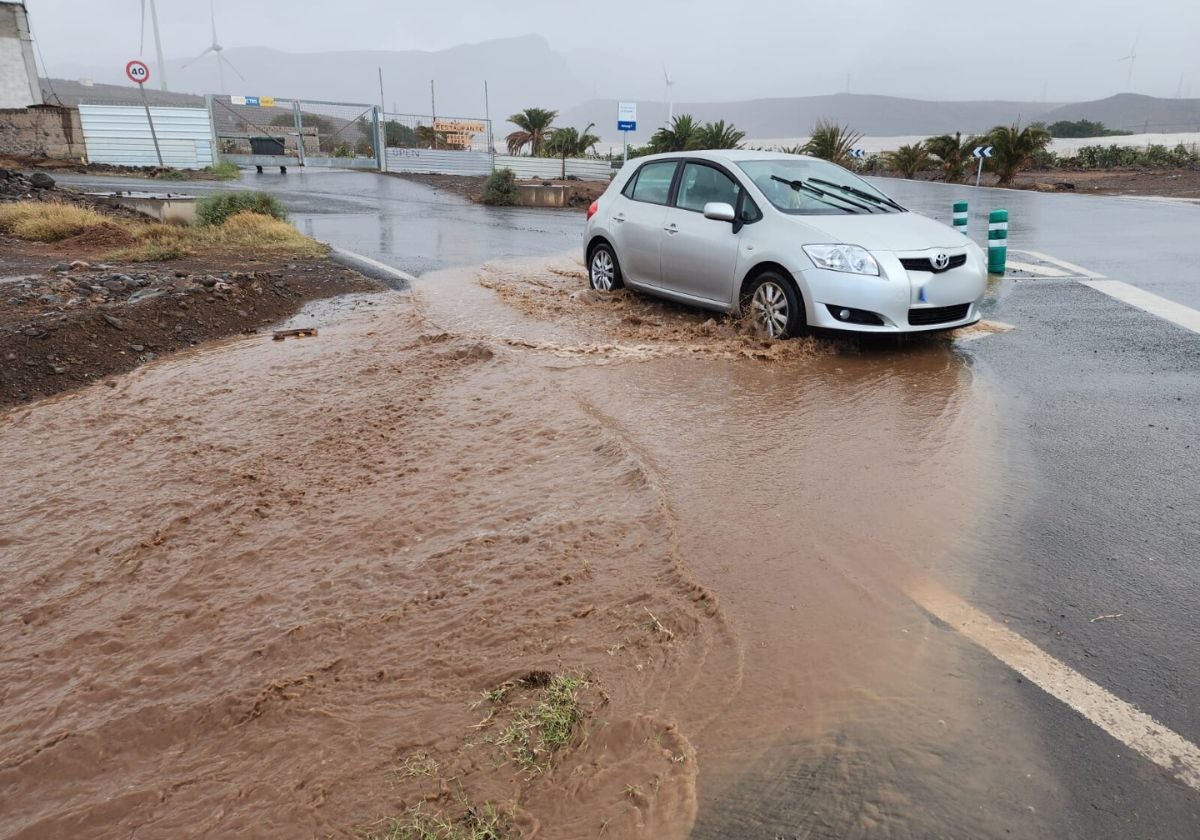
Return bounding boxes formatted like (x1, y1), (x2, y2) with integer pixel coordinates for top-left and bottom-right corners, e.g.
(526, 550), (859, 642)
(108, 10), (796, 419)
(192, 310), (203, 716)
(208, 94), (382, 170)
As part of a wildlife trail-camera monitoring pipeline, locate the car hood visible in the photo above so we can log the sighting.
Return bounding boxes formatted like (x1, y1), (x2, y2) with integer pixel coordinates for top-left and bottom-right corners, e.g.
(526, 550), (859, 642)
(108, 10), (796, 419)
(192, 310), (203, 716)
(796, 211), (964, 252)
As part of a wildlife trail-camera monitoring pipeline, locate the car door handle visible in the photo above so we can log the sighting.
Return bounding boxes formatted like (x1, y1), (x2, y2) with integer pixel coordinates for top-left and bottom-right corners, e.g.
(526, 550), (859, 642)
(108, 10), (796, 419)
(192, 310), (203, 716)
(613, 213), (626, 223)
(664, 223), (678, 234)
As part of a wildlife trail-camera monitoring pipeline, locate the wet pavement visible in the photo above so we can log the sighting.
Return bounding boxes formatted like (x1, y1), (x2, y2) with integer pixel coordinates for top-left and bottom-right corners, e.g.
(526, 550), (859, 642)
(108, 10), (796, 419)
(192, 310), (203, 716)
(41, 168), (1200, 837)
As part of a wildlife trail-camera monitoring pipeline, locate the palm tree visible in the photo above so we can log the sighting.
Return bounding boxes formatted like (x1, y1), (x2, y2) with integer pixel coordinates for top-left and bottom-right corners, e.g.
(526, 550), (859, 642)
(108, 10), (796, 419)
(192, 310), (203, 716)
(801, 120), (862, 167)
(988, 122), (1053, 185)
(546, 123), (601, 177)
(649, 114), (701, 153)
(886, 143), (931, 179)
(925, 132), (979, 183)
(695, 120), (746, 150)
(505, 107), (558, 156)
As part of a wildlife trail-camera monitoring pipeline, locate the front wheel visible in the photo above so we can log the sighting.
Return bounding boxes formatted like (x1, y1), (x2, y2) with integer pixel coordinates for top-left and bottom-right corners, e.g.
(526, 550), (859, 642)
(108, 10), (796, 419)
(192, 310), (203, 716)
(589, 243), (624, 291)
(744, 272), (804, 339)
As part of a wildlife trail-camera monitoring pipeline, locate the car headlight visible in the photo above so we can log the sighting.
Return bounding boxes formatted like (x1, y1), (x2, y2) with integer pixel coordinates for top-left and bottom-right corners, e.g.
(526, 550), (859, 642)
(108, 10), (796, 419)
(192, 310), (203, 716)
(803, 244), (880, 277)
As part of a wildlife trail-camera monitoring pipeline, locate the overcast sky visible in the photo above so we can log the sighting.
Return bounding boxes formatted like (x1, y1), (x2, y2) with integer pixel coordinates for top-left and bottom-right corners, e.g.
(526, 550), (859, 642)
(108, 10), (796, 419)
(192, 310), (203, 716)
(24, 0), (1200, 103)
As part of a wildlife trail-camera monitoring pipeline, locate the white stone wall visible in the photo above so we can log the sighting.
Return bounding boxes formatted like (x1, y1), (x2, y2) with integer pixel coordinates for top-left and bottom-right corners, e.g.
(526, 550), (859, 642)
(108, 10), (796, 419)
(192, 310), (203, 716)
(0, 2), (41, 109)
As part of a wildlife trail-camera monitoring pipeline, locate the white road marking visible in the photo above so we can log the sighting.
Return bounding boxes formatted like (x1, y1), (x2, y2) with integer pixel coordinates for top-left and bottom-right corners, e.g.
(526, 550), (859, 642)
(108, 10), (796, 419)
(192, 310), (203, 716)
(1012, 250), (1106, 279)
(907, 580), (1200, 792)
(1006, 260), (1076, 278)
(328, 246), (418, 285)
(1081, 280), (1200, 335)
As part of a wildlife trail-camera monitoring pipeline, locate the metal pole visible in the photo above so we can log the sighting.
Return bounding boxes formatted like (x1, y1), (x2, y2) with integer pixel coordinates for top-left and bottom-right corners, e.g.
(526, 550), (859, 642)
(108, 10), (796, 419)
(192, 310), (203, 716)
(140, 84), (164, 168)
(292, 100), (306, 167)
(204, 94), (221, 164)
(623, 129), (628, 165)
(378, 67), (387, 169)
(430, 80), (437, 149)
(483, 80), (492, 157)
(975, 155), (984, 188)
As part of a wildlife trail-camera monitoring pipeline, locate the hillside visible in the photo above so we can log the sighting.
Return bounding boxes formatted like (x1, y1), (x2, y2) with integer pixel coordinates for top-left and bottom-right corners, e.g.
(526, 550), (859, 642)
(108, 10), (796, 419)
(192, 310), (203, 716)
(1038, 94), (1200, 134)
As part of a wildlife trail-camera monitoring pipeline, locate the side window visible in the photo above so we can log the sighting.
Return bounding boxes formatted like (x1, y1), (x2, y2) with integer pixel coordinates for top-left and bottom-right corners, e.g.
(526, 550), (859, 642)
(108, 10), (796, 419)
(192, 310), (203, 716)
(676, 162), (740, 213)
(627, 161), (677, 205)
(738, 192), (763, 224)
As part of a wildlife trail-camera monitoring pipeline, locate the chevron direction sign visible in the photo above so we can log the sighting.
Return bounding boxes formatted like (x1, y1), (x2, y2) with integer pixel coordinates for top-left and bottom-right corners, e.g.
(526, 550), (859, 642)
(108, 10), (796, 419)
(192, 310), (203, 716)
(850, 149), (867, 159)
(972, 146), (994, 158)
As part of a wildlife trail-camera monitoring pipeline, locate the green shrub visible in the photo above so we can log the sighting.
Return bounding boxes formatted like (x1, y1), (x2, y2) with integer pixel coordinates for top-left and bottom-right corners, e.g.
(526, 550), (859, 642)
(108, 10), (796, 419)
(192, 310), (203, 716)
(481, 168), (518, 206)
(195, 191), (288, 226)
(206, 161), (241, 180)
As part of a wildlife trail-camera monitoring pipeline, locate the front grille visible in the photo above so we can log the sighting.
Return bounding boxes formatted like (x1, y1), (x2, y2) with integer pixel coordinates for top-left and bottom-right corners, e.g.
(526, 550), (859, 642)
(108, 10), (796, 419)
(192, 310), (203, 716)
(908, 303), (971, 326)
(900, 254), (968, 274)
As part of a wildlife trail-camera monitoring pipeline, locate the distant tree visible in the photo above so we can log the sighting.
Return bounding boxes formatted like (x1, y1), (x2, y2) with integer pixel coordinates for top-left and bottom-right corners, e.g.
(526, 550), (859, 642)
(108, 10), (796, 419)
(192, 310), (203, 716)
(384, 120), (417, 148)
(801, 120), (862, 167)
(925, 132), (983, 183)
(649, 114), (701, 153)
(1047, 118), (1132, 138)
(545, 123), (601, 177)
(988, 122), (1053, 184)
(505, 107), (558, 156)
(695, 120), (746, 150)
(886, 143), (931, 178)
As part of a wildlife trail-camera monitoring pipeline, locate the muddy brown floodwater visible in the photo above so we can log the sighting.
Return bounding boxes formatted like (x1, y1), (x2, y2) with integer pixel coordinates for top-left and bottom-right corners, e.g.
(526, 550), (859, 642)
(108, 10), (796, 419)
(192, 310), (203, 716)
(1, 254), (1047, 838)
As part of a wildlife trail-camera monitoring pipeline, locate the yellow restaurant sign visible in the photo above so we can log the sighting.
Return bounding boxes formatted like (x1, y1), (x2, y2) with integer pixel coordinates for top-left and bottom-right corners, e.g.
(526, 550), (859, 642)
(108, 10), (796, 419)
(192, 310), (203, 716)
(433, 119), (486, 134)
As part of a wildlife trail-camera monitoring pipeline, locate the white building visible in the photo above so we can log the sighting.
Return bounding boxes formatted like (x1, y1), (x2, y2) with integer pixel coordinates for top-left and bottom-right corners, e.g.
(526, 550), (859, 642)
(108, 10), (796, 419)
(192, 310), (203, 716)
(0, 1), (41, 108)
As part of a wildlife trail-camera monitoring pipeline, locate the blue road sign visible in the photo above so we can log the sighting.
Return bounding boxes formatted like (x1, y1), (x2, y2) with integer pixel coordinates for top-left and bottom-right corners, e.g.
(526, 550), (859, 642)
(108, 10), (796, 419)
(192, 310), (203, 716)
(618, 120), (636, 132)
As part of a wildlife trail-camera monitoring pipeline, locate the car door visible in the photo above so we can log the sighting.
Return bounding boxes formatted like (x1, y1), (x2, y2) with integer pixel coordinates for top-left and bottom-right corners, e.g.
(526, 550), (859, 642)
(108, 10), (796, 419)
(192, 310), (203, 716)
(609, 160), (678, 288)
(659, 161), (746, 304)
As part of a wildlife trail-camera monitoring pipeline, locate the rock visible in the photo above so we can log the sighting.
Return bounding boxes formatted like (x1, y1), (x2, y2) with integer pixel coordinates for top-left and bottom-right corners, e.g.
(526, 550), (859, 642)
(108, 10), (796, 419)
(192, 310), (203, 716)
(48, 363), (67, 374)
(69, 260), (90, 271)
(102, 280), (125, 292)
(38, 294), (62, 306)
(51, 263), (70, 273)
(4, 352), (15, 361)
(128, 288), (166, 304)
(29, 172), (55, 190)
(199, 275), (219, 287)
(129, 344), (145, 352)
(102, 314), (125, 330)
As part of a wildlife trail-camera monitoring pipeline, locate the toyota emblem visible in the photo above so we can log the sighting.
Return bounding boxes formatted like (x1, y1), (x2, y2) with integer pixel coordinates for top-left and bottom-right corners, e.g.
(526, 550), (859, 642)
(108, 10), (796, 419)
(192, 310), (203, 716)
(931, 252), (950, 271)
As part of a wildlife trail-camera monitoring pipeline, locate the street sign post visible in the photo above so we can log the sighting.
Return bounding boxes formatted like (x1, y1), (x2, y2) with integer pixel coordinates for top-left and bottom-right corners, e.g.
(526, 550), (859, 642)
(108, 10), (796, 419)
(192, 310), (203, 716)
(126, 60), (164, 168)
(972, 145), (994, 187)
(617, 101), (637, 164)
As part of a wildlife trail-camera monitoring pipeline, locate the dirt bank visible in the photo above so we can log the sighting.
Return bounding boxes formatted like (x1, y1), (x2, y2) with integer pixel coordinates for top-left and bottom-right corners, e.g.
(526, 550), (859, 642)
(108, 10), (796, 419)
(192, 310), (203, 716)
(0, 240), (383, 407)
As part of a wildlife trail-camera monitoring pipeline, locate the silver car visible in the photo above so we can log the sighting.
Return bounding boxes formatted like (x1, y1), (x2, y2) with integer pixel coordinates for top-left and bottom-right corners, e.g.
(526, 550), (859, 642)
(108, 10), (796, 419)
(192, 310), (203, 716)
(583, 150), (987, 337)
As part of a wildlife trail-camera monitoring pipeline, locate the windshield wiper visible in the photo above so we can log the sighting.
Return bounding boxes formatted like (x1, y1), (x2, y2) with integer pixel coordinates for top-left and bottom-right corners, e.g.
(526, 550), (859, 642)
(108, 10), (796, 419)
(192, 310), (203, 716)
(770, 175), (866, 213)
(808, 177), (906, 212)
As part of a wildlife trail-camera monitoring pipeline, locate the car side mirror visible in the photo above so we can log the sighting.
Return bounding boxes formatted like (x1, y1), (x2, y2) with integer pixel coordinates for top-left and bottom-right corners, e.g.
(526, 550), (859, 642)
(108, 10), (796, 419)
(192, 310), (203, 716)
(703, 202), (736, 223)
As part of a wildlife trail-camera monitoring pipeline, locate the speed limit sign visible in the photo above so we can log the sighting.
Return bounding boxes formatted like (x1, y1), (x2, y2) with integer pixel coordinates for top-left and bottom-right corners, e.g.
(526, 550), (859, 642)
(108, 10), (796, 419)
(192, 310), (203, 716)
(126, 59), (150, 85)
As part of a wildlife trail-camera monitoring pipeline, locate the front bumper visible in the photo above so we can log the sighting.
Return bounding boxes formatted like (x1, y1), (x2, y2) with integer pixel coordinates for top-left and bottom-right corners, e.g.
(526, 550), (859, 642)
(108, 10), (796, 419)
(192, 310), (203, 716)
(797, 249), (986, 333)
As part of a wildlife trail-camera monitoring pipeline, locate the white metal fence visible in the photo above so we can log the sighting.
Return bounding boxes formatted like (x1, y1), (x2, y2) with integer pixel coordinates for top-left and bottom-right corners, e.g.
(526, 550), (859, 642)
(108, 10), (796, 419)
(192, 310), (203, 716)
(79, 104), (215, 169)
(493, 155), (613, 181)
(384, 147), (493, 176)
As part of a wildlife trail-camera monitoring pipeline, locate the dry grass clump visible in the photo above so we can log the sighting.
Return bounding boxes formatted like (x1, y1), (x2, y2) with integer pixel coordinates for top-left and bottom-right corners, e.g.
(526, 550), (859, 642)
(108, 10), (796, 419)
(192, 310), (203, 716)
(0, 202), (111, 241)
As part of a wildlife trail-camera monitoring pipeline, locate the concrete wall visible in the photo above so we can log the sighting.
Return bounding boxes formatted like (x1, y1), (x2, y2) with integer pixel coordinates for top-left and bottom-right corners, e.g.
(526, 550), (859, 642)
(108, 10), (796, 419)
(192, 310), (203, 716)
(0, 105), (84, 159)
(0, 2), (41, 109)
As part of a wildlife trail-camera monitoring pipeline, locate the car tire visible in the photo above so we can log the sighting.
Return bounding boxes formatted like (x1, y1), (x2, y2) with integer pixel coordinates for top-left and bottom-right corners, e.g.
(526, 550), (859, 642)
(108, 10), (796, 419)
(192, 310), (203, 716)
(743, 272), (805, 339)
(588, 242), (624, 292)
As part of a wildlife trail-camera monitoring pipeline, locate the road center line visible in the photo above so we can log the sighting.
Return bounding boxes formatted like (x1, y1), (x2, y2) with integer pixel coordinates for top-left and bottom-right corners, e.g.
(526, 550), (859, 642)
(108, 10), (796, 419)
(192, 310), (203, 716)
(1005, 260), (1076, 278)
(906, 580), (1200, 791)
(1080, 280), (1200, 335)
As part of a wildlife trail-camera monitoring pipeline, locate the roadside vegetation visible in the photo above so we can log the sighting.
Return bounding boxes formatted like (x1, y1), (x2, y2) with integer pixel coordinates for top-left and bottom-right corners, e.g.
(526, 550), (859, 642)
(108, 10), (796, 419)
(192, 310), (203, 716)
(481, 168), (518, 205)
(0, 194), (322, 262)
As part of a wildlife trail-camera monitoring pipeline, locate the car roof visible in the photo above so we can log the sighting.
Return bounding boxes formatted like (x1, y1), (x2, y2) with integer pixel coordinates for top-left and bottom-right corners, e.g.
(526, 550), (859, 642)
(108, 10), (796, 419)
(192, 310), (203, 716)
(630, 149), (822, 166)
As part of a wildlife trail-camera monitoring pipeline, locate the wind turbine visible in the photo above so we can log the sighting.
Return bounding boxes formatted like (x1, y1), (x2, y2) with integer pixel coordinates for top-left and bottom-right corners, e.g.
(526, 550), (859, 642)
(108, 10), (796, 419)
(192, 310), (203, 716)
(1117, 33), (1139, 92)
(182, 0), (244, 94)
(139, 0), (168, 91)
(663, 67), (676, 123)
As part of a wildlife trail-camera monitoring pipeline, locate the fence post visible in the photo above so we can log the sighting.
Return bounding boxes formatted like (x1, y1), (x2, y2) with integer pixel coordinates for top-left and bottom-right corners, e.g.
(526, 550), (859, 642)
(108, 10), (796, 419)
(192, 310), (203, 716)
(205, 94), (222, 164)
(373, 106), (385, 172)
(988, 209), (1008, 274)
(953, 200), (968, 235)
(291, 100), (306, 167)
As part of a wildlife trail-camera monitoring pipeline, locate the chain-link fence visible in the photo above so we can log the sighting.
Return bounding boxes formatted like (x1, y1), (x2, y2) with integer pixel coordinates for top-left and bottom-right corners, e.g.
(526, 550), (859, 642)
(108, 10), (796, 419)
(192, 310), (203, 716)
(210, 95), (380, 164)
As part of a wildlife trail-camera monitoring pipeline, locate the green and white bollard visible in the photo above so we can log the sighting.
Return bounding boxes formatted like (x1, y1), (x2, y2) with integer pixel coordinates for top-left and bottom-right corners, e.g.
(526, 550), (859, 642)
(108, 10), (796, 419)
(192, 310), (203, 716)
(987, 209), (1008, 274)
(953, 201), (968, 235)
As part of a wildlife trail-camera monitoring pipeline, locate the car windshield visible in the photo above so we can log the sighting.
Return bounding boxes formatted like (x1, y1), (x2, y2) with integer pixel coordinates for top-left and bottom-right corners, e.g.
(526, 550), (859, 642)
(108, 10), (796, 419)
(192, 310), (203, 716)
(737, 158), (904, 215)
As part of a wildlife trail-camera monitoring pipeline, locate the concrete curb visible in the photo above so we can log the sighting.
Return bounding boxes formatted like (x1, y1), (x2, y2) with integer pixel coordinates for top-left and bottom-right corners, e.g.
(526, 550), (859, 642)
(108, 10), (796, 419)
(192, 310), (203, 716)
(328, 247), (417, 291)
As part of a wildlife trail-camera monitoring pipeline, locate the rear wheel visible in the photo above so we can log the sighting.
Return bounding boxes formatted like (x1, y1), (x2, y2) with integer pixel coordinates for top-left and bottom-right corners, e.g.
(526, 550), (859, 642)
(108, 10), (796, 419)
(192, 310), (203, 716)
(589, 242), (624, 291)
(744, 272), (804, 339)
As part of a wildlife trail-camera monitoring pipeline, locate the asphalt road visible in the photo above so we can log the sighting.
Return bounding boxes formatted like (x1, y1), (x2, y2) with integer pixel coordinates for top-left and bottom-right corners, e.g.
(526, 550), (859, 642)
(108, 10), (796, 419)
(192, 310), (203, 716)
(54, 168), (1200, 836)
